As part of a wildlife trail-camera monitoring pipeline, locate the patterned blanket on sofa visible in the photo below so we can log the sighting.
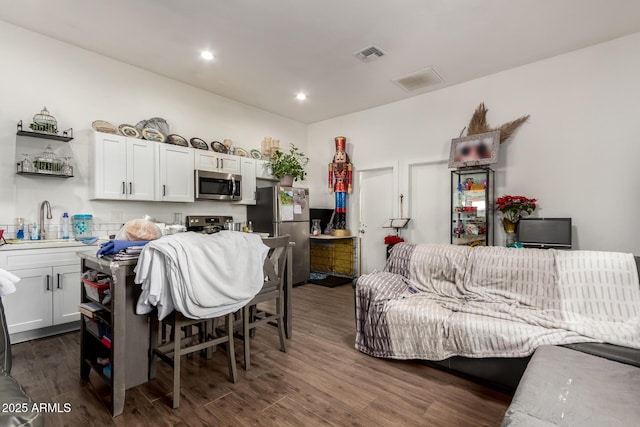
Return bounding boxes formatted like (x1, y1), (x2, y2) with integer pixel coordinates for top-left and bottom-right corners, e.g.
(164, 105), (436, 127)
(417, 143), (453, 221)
(355, 244), (640, 360)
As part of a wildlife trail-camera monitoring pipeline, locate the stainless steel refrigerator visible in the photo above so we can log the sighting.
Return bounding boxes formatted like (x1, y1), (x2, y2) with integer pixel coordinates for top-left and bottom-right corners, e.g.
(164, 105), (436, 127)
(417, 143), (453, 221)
(247, 186), (310, 284)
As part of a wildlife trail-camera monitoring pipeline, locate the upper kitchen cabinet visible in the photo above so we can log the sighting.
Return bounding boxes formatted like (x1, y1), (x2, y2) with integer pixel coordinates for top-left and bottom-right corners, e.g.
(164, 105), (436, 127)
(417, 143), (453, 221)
(90, 132), (156, 201)
(195, 151), (241, 174)
(237, 157), (257, 205)
(158, 144), (194, 202)
(255, 159), (275, 180)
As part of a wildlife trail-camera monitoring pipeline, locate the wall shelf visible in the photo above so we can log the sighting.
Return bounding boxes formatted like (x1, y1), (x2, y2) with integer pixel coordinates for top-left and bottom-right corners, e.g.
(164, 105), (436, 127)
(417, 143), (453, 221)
(17, 120), (73, 142)
(16, 170), (73, 178)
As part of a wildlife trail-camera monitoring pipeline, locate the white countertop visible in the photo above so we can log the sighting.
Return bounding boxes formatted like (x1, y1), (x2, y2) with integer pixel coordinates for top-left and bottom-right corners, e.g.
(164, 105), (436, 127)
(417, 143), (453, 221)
(0, 239), (97, 251)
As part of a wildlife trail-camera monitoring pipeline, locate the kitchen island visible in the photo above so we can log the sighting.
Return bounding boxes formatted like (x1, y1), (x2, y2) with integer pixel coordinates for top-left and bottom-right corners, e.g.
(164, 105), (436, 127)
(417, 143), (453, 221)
(77, 251), (149, 417)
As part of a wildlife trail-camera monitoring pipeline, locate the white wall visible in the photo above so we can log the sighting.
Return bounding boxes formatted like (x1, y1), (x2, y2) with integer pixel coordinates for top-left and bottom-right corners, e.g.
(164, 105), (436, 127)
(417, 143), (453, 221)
(308, 32), (640, 254)
(0, 21), (307, 235)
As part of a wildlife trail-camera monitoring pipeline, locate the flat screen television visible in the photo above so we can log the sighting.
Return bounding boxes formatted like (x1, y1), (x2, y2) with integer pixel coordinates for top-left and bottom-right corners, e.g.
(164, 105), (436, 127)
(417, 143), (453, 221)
(518, 218), (572, 249)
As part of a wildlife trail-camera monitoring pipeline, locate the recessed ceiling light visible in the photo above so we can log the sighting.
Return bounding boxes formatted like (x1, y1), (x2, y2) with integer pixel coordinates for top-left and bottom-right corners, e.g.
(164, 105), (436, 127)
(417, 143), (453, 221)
(200, 50), (214, 61)
(296, 92), (307, 101)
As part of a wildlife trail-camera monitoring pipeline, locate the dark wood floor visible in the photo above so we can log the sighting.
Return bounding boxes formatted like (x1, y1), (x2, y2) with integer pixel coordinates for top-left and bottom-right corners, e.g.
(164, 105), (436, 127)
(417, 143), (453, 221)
(11, 284), (511, 426)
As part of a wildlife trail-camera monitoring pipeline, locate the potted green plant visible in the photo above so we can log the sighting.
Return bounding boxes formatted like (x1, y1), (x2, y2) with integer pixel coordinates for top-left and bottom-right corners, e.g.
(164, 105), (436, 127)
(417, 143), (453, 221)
(269, 144), (309, 186)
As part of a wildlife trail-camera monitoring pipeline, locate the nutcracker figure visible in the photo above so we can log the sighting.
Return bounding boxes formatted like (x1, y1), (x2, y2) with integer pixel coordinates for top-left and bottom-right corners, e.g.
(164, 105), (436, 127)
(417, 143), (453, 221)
(328, 136), (353, 231)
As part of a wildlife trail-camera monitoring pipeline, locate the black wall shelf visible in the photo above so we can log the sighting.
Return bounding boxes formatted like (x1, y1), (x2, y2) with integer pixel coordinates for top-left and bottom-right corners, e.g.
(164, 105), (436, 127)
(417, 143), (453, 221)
(16, 171), (73, 178)
(17, 120), (73, 142)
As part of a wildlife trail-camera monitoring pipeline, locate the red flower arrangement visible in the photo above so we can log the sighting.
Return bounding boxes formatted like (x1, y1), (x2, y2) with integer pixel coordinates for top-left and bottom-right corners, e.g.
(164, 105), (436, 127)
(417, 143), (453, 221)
(384, 235), (405, 245)
(496, 195), (537, 222)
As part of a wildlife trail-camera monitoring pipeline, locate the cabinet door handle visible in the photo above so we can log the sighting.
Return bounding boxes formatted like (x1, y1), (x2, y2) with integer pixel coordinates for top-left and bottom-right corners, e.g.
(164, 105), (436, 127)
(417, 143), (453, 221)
(216, 158), (220, 169)
(163, 184), (166, 196)
(129, 182), (133, 194)
(221, 159), (224, 169)
(46, 275), (51, 291)
(122, 181), (126, 194)
(57, 273), (61, 289)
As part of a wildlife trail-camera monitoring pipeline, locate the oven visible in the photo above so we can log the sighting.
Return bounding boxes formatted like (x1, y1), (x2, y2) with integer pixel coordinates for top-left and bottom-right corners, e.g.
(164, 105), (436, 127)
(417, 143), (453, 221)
(195, 170), (241, 201)
(185, 215), (233, 234)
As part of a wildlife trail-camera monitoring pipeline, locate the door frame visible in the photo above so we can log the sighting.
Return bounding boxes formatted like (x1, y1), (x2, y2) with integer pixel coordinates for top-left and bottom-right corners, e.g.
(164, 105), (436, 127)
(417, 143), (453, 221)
(355, 162), (399, 274)
(355, 161), (400, 232)
(404, 157), (448, 218)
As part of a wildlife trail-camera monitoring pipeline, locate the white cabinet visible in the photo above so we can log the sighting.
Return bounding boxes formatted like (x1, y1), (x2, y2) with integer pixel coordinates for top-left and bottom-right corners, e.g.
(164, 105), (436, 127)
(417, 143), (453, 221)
(158, 144), (194, 202)
(5, 267), (53, 333)
(0, 247), (82, 340)
(91, 132), (156, 201)
(53, 264), (82, 325)
(256, 159), (275, 180)
(195, 151), (241, 174)
(237, 157), (257, 205)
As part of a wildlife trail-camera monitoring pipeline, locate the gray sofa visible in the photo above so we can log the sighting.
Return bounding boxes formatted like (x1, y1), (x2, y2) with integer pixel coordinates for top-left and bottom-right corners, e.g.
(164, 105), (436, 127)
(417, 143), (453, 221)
(502, 345), (640, 426)
(355, 244), (640, 391)
(0, 299), (43, 427)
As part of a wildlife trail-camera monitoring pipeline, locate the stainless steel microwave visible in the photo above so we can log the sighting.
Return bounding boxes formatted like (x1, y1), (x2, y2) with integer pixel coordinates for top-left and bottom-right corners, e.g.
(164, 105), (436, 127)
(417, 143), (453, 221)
(195, 170), (242, 201)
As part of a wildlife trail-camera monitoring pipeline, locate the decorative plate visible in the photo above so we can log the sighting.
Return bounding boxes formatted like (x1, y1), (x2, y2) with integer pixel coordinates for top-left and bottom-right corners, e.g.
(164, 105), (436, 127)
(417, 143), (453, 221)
(250, 149), (262, 160)
(166, 134), (188, 147)
(142, 128), (165, 142)
(190, 137), (209, 150)
(118, 124), (140, 138)
(211, 141), (227, 153)
(135, 117), (170, 136)
(92, 120), (117, 134)
(235, 148), (248, 157)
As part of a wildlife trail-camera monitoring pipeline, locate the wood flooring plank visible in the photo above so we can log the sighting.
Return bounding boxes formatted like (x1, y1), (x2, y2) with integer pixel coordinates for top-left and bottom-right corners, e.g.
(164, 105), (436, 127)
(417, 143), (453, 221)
(8, 283), (511, 426)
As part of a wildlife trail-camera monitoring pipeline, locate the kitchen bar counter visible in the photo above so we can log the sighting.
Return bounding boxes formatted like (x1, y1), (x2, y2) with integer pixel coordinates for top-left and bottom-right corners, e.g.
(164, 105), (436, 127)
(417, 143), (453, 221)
(77, 251), (149, 417)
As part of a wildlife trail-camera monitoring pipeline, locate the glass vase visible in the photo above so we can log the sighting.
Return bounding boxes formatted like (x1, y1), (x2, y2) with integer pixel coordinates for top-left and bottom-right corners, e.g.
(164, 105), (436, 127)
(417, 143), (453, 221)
(502, 218), (518, 247)
(503, 218), (518, 246)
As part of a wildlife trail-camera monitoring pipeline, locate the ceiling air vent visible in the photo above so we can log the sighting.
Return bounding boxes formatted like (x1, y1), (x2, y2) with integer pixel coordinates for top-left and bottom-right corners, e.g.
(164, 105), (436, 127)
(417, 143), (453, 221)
(353, 45), (385, 63)
(392, 66), (444, 92)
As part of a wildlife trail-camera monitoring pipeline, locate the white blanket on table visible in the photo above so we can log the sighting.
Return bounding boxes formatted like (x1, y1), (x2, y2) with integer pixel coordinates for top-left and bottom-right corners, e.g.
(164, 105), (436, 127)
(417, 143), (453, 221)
(0, 268), (19, 297)
(135, 231), (269, 320)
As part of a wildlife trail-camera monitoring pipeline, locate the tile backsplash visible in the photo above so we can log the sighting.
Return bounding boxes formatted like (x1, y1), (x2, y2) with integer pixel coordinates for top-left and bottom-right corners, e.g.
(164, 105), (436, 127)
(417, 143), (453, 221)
(0, 222), (124, 239)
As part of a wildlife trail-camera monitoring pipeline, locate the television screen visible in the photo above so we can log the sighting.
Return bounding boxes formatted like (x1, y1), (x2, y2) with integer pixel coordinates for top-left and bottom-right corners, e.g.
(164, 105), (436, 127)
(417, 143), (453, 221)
(518, 218), (572, 249)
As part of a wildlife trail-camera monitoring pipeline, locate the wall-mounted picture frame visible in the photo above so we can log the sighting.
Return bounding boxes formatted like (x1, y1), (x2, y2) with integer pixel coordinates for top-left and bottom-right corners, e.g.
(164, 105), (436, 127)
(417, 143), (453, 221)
(448, 130), (500, 169)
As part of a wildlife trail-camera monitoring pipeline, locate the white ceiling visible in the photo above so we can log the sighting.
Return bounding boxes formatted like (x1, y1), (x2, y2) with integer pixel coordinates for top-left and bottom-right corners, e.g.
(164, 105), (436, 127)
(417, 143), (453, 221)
(2, 0), (640, 123)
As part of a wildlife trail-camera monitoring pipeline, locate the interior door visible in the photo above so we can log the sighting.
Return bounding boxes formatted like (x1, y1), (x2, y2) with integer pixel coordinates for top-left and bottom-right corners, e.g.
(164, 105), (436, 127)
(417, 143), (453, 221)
(408, 161), (450, 244)
(52, 264), (82, 325)
(358, 167), (394, 274)
(3, 267), (53, 334)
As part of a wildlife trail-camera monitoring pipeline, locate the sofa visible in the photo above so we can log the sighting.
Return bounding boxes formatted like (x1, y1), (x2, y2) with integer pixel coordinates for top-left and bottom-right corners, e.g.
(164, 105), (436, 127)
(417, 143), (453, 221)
(355, 243), (640, 390)
(0, 298), (43, 427)
(502, 345), (640, 426)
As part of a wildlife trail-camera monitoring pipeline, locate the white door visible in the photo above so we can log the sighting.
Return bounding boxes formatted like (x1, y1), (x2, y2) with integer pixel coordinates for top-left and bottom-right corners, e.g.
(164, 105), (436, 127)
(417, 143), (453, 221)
(358, 167), (394, 274)
(4, 267), (53, 334)
(194, 151), (217, 172)
(238, 157), (257, 204)
(92, 133), (127, 200)
(408, 162), (450, 244)
(52, 264), (82, 325)
(218, 154), (241, 174)
(159, 145), (194, 202)
(126, 138), (156, 201)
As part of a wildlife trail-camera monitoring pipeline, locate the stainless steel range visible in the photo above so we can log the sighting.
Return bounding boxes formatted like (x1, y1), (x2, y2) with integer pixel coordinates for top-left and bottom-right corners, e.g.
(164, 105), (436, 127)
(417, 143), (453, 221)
(185, 215), (233, 234)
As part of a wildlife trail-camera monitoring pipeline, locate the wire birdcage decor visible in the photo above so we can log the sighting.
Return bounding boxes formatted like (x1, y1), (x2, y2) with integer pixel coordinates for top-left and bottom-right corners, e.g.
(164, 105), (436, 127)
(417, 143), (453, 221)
(30, 107), (58, 134)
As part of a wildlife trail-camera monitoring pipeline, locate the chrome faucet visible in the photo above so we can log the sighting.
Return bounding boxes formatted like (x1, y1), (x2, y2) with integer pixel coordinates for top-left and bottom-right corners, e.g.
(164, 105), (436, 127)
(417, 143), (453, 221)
(40, 200), (52, 240)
